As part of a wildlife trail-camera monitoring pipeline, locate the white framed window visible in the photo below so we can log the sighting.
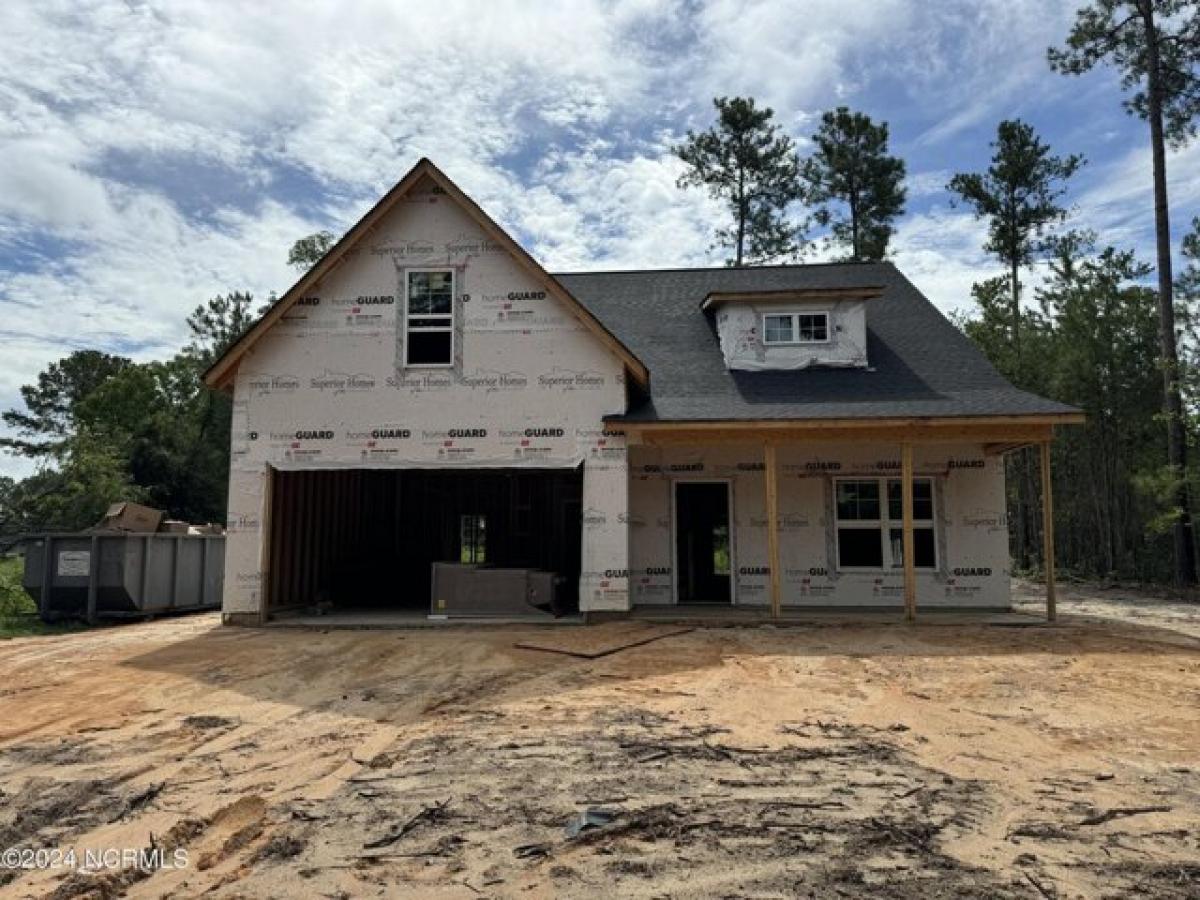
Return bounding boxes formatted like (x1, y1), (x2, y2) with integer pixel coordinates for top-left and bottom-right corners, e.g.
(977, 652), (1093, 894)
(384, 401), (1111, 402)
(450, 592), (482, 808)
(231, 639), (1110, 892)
(762, 310), (830, 345)
(834, 477), (936, 570)
(405, 268), (455, 367)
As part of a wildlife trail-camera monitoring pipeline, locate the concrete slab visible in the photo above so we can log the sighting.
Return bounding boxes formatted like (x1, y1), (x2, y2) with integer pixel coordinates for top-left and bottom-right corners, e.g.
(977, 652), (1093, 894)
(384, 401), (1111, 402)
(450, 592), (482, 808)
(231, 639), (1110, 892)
(624, 605), (1047, 627)
(266, 605), (1045, 629)
(268, 609), (585, 629)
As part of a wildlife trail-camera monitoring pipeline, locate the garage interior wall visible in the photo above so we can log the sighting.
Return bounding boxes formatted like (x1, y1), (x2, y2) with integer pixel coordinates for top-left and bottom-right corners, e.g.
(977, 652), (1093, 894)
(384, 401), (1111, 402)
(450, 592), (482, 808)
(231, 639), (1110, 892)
(266, 468), (583, 612)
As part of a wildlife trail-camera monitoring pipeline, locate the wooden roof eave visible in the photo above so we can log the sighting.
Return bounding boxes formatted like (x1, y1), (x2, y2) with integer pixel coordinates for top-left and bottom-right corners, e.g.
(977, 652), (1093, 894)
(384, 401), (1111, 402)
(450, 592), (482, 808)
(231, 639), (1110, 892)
(700, 285), (887, 312)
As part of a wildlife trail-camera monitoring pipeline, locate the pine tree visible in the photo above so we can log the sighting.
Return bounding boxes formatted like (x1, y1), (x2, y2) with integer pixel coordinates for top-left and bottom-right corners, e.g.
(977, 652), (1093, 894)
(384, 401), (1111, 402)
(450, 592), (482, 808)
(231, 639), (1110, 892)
(948, 121), (1084, 363)
(0, 351), (132, 459)
(182, 291), (260, 369)
(802, 107), (907, 261)
(675, 97), (807, 266)
(949, 120), (1083, 570)
(287, 231), (336, 271)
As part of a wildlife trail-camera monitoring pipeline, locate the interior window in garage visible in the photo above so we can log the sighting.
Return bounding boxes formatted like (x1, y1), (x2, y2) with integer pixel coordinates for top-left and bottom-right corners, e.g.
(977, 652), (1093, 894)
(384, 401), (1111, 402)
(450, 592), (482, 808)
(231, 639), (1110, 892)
(460, 514), (486, 563)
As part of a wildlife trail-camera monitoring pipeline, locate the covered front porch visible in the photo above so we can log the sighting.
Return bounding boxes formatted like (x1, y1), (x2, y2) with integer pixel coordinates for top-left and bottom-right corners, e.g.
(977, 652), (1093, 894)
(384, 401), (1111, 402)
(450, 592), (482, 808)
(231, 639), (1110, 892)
(618, 416), (1077, 622)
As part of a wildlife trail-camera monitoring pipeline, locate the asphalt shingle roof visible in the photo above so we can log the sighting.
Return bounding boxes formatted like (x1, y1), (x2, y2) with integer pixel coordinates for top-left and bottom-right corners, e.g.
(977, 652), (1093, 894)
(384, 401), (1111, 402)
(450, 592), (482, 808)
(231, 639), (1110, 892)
(554, 261), (1078, 422)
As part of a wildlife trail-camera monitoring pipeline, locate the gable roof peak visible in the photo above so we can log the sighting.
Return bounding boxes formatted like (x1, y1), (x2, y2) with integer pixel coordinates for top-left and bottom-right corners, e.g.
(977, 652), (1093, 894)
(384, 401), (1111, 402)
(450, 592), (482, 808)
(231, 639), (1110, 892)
(203, 157), (648, 390)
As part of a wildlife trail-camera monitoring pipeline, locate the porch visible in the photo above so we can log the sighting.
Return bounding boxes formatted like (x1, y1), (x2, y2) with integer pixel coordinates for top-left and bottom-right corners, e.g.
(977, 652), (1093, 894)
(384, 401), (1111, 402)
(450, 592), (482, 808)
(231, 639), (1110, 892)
(618, 415), (1077, 622)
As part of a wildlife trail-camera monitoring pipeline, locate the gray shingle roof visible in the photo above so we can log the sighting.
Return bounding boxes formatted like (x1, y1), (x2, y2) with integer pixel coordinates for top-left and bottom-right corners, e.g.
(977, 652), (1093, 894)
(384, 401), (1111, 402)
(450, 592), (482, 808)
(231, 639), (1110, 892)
(554, 261), (1078, 422)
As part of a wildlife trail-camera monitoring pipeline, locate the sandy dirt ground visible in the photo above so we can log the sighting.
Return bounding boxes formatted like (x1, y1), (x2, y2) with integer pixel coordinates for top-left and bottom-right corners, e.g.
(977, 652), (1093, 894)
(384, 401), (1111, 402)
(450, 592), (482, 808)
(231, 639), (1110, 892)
(1, 582), (1198, 899)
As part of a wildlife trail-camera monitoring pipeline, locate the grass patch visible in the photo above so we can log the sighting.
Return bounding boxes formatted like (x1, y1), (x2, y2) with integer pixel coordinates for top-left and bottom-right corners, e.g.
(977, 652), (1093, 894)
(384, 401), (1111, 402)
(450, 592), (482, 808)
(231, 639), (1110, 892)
(0, 555), (83, 639)
(0, 555), (36, 617)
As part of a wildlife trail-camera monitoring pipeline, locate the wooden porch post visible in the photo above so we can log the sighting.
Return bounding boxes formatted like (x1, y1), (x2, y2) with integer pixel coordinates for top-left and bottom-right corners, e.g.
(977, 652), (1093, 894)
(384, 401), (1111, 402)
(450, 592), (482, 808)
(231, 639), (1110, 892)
(764, 442), (782, 619)
(901, 442), (916, 622)
(1040, 440), (1057, 623)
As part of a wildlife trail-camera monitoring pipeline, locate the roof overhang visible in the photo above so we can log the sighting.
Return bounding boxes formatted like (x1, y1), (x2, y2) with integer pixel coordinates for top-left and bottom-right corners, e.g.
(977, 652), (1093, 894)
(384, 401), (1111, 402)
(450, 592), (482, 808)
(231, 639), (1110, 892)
(700, 285), (886, 313)
(203, 158), (649, 392)
(604, 413), (1085, 450)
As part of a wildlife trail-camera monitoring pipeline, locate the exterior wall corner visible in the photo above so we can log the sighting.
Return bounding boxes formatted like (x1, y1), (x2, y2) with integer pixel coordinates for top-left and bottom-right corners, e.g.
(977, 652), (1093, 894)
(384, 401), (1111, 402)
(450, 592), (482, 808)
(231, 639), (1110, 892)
(578, 444), (631, 612)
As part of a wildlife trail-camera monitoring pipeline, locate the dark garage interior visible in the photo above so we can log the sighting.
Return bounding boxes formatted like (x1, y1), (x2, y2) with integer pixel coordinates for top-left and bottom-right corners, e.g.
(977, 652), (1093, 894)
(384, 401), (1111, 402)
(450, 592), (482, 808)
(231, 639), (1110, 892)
(266, 467), (583, 615)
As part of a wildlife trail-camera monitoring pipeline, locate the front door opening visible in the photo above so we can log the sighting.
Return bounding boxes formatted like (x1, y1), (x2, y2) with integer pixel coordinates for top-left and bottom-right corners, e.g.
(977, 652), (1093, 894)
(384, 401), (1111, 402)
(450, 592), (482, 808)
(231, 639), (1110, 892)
(675, 482), (732, 604)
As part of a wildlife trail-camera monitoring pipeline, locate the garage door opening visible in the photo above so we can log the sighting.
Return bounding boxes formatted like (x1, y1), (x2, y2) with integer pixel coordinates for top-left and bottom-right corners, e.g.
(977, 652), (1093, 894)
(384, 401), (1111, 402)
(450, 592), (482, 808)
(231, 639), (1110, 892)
(266, 468), (582, 617)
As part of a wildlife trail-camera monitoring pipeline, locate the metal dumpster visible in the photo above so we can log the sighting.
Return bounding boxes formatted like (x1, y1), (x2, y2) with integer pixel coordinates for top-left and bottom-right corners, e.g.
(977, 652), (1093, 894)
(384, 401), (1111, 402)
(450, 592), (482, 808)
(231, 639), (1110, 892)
(23, 533), (224, 623)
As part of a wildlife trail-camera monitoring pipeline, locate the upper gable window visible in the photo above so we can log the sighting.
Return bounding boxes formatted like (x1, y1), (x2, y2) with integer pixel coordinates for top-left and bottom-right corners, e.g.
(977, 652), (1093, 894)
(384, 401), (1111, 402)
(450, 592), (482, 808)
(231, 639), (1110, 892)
(762, 311), (830, 345)
(405, 269), (454, 367)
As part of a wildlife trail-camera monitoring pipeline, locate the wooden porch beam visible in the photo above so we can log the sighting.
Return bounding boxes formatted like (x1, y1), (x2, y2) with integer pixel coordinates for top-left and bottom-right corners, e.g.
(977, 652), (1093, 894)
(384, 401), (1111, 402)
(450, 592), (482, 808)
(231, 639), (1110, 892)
(625, 423), (1058, 447)
(983, 441), (1035, 456)
(901, 442), (916, 622)
(764, 442), (782, 619)
(611, 414), (1081, 431)
(1040, 440), (1057, 623)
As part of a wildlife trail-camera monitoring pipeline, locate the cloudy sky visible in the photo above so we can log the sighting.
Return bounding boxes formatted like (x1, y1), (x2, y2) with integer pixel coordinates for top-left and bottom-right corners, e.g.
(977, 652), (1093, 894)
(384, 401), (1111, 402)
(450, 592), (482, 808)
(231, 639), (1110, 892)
(2, 0), (1199, 478)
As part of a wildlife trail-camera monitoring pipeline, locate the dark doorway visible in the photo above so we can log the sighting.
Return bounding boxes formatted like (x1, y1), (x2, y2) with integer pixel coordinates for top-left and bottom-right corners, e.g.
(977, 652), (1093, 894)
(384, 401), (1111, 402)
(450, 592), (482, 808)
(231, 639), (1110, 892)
(675, 482), (732, 604)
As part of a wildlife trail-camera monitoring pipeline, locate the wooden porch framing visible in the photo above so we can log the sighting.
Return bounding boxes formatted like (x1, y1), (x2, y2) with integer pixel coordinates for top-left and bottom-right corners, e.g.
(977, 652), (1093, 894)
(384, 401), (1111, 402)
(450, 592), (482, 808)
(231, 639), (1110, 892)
(617, 414), (1082, 622)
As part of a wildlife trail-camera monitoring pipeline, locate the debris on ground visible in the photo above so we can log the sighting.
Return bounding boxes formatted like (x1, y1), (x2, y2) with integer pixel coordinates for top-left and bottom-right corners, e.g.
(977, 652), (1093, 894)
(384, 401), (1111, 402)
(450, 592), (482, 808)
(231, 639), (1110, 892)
(564, 807), (618, 838)
(513, 625), (694, 659)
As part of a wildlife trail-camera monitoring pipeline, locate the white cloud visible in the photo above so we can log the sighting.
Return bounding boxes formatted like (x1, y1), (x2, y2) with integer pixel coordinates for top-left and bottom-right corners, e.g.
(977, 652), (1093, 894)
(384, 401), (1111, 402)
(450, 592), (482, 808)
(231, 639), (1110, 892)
(1070, 141), (1200, 258)
(521, 143), (724, 270)
(906, 1), (1079, 147)
(906, 170), (953, 200)
(0, 143), (116, 231)
(890, 206), (994, 315)
(688, 0), (914, 113)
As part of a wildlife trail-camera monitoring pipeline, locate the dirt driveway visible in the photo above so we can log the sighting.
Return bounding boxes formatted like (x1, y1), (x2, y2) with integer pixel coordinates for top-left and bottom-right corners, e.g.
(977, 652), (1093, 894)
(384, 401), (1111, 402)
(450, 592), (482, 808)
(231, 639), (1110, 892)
(1, 583), (1198, 899)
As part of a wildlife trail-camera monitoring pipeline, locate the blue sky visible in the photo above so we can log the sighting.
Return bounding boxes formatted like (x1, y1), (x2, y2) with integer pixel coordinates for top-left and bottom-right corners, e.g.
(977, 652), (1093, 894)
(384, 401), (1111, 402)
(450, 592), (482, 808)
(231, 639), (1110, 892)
(2, 0), (1199, 479)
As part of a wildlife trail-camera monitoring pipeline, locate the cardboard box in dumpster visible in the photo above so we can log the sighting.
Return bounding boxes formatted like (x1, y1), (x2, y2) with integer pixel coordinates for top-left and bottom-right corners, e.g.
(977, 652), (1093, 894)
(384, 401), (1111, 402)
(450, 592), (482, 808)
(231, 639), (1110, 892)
(95, 501), (164, 533)
(160, 520), (190, 534)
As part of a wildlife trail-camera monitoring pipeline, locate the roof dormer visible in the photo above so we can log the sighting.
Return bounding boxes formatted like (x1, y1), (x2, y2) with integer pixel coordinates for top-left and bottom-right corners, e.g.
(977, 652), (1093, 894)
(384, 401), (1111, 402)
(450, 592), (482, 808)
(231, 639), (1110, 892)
(701, 286), (883, 371)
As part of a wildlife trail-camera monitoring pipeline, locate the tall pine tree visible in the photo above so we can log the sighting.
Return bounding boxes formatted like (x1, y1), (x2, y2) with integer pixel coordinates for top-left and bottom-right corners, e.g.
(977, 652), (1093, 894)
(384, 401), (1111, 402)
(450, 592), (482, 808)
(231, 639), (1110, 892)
(675, 97), (807, 266)
(948, 120), (1084, 363)
(1049, 0), (1200, 587)
(948, 120), (1083, 570)
(802, 107), (907, 261)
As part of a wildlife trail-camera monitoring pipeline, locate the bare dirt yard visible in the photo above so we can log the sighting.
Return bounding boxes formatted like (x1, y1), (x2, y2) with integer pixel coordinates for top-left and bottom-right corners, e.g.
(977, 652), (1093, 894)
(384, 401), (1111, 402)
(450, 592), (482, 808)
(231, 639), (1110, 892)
(1, 583), (1198, 899)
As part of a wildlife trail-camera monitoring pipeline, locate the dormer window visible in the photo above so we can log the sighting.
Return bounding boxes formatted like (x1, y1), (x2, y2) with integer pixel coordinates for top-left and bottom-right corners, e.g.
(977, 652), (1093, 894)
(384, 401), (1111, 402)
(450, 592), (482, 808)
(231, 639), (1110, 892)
(763, 311), (830, 345)
(702, 286), (880, 371)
